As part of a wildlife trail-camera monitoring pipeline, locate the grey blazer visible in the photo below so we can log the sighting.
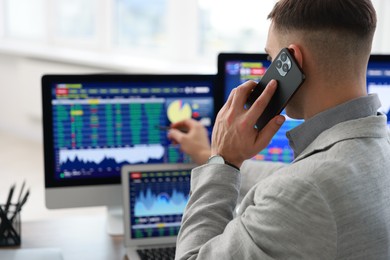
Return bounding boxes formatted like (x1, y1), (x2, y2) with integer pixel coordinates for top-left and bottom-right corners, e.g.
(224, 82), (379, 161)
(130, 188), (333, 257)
(175, 115), (390, 260)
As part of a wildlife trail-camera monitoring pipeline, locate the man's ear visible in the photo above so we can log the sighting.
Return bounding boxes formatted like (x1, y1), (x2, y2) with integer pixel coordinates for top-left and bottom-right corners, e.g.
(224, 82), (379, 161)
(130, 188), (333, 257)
(288, 44), (303, 68)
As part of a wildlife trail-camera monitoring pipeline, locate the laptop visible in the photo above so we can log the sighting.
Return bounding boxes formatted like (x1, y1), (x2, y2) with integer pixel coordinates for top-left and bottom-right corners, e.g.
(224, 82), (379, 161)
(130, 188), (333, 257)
(121, 163), (197, 260)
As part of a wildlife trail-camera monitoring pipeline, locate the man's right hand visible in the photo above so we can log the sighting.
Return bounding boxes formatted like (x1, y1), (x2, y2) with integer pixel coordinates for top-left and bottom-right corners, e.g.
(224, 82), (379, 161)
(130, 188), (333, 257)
(167, 119), (211, 165)
(210, 80), (285, 169)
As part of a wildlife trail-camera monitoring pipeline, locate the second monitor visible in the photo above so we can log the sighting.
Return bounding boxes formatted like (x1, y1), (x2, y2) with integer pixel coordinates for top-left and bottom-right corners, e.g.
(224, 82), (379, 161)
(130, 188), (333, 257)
(218, 53), (390, 164)
(218, 53), (302, 163)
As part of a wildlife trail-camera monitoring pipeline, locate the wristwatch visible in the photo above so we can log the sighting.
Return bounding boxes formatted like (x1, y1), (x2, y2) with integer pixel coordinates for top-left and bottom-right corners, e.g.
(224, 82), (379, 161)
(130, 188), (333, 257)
(207, 155), (240, 170)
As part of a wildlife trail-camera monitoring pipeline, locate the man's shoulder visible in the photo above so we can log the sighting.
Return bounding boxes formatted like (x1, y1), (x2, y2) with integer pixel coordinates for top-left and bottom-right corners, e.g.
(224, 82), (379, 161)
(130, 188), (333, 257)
(296, 114), (390, 161)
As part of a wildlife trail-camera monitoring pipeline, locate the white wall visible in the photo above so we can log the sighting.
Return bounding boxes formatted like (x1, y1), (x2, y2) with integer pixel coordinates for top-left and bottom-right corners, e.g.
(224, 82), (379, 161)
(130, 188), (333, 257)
(0, 53), (112, 141)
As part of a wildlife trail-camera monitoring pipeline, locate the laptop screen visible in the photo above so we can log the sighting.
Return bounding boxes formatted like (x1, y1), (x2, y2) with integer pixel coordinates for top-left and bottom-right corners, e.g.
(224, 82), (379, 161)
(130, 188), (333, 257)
(128, 168), (191, 239)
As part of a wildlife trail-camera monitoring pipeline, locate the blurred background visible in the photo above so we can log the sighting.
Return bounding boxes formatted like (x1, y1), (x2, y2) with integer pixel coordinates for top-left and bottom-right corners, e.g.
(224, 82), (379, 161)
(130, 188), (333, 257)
(0, 0), (389, 221)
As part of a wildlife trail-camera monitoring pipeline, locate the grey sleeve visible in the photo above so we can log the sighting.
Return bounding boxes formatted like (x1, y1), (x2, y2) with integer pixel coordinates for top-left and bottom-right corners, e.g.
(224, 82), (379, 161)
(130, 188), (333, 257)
(175, 165), (337, 260)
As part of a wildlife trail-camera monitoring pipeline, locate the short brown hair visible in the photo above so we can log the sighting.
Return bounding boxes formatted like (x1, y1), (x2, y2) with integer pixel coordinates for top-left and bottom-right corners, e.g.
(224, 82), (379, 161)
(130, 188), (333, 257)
(268, 0), (376, 39)
(268, 0), (377, 76)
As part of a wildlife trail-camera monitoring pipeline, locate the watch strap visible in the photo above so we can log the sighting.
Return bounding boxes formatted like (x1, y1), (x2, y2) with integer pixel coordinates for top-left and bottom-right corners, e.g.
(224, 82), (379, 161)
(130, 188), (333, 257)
(207, 155), (239, 171)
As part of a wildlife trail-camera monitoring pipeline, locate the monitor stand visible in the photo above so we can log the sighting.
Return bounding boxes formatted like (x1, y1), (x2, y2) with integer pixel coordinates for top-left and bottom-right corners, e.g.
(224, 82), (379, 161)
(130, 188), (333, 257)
(105, 206), (123, 236)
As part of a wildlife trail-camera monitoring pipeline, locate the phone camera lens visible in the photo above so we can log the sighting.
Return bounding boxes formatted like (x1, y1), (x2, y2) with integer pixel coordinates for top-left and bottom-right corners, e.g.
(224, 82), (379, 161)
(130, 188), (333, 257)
(280, 53), (287, 62)
(276, 60), (282, 69)
(282, 63), (289, 72)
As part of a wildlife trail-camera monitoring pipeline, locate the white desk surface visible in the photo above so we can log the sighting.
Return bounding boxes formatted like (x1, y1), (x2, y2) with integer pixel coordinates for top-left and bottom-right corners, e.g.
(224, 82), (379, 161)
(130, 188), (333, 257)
(0, 214), (127, 260)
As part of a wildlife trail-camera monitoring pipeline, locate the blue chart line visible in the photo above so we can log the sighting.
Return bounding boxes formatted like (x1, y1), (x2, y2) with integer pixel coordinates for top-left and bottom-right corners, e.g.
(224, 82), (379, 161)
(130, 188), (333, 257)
(134, 188), (189, 217)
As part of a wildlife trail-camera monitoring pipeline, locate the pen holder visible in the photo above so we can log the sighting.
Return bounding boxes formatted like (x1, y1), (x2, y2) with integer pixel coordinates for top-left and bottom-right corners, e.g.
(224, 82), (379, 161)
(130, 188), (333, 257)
(0, 204), (21, 247)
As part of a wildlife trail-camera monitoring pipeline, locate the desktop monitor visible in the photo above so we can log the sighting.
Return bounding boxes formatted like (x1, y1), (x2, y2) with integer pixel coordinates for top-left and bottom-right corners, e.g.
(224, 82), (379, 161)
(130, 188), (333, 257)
(218, 53), (302, 163)
(42, 74), (218, 233)
(218, 53), (390, 164)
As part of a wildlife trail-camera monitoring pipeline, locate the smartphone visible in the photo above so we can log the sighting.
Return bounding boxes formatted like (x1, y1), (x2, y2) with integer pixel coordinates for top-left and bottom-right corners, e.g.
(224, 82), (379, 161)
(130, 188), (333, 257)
(245, 48), (305, 131)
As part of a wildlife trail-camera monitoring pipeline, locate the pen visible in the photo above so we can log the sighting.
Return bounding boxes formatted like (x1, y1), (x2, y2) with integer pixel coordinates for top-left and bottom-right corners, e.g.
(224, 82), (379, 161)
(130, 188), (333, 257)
(11, 189), (30, 222)
(4, 184), (15, 214)
(156, 125), (188, 133)
(17, 180), (26, 205)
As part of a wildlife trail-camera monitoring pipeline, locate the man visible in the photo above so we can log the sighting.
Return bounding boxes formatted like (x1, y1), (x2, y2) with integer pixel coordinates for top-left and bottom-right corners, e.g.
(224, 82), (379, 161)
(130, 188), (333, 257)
(169, 0), (390, 259)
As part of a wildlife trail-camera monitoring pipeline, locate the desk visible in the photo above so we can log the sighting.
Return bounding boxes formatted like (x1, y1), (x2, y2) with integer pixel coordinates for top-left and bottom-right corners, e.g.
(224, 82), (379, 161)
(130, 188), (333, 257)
(2, 214), (127, 260)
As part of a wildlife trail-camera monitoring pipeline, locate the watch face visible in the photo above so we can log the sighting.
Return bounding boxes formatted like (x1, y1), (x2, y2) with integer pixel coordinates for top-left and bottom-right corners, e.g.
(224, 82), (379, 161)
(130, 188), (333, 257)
(208, 155), (225, 165)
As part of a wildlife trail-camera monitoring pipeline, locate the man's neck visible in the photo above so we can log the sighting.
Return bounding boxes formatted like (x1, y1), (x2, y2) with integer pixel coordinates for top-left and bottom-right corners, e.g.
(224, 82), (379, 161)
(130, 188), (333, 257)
(302, 78), (367, 120)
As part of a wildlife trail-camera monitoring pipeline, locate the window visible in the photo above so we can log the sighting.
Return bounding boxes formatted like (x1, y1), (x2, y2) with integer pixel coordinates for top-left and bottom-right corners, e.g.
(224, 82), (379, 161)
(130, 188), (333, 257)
(0, 1), (3, 37)
(113, 0), (168, 50)
(0, 0), (389, 70)
(198, 0), (275, 56)
(51, 0), (96, 42)
(4, 0), (45, 40)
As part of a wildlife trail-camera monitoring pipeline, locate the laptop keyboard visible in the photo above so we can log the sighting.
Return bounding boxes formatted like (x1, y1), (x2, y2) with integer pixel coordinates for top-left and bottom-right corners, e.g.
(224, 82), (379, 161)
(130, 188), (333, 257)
(137, 247), (176, 260)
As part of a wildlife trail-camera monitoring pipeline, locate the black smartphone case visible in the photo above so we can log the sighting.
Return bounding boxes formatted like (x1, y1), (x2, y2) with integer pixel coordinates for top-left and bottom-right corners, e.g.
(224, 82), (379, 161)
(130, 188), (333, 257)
(245, 48), (305, 131)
